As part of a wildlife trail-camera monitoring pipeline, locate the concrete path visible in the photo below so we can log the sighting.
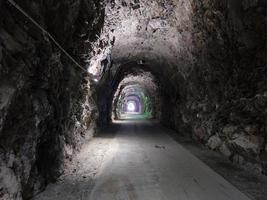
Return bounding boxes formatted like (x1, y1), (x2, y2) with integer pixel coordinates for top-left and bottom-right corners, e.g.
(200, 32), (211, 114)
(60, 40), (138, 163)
(35, 120), (251, 200)
(90, 120), (250, 200)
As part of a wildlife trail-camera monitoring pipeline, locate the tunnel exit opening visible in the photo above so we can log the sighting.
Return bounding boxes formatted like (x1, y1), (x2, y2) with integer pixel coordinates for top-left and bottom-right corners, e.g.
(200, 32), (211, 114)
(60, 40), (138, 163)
(126, 101), (137, 112)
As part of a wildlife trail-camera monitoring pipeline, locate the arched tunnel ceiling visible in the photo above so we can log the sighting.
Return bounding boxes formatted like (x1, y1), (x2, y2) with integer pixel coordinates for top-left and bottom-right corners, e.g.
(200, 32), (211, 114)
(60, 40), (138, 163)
(89, 0), (195, 81)
(117, 72), (158, 93)
(113, 75), (159, 104)
(105, 0), (193, 61)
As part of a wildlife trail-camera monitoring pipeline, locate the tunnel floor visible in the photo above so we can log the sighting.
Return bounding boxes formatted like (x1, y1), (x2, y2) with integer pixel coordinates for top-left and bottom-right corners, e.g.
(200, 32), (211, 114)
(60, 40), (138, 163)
(34, 120), (263, 200)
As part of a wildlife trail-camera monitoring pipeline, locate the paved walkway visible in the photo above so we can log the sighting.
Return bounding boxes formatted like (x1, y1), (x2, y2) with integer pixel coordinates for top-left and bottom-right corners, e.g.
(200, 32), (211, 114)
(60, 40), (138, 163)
(35, 120), (251, 200)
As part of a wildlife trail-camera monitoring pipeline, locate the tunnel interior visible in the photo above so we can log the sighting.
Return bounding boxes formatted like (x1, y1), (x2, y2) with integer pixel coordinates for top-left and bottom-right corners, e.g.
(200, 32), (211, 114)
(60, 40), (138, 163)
(0, 0), (267, 199)
(112, 70), (160, 120)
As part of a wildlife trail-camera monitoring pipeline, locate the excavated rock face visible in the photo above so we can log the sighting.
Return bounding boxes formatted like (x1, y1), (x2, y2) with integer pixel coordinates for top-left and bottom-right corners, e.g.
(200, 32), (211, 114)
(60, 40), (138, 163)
(0, 0), (103, 199)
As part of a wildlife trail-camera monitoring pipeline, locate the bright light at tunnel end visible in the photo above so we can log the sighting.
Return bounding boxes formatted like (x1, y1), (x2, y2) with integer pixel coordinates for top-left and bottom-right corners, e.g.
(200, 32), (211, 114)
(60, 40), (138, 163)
(127, 102), (136, 112)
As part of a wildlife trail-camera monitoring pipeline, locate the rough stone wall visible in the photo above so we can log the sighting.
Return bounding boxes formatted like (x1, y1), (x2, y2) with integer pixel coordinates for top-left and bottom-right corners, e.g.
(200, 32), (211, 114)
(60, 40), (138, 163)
(0, 0), (103, 199)
(176, 0), (267, 174)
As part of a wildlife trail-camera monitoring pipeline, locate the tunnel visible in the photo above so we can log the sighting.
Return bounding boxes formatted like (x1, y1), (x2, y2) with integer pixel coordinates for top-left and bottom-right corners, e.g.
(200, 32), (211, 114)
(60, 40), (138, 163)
(0, 0), (267, 199)
(112, 70), (160, 120)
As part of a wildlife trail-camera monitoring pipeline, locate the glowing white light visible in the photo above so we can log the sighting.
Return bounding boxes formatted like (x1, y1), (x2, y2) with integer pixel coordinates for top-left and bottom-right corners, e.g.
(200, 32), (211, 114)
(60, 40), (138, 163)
(127, 102), (136, 112)
(88, 60), (100, 75)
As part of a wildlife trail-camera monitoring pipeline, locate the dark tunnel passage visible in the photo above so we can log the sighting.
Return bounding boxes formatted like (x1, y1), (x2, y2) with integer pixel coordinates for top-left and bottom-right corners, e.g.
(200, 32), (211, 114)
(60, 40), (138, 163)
(95, 61), (169, 127)
(1, 0), (267, 199)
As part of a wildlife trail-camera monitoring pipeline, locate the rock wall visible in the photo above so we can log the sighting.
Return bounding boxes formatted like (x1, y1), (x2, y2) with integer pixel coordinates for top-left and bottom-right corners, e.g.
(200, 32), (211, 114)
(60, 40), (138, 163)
(0, 0), (103, 199)
(175, 0), (267, 174)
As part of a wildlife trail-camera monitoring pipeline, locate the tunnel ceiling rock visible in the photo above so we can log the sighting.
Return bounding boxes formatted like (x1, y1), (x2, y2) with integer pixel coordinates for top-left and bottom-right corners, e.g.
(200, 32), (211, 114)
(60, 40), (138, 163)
(89, 0), (194, 81)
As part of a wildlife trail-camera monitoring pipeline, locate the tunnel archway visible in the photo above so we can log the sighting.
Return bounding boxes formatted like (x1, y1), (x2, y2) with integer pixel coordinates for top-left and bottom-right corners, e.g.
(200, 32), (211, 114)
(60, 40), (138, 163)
(95, 60), (172, 127)
(111, 70), (160, 120)
(89, 0), (193, 129)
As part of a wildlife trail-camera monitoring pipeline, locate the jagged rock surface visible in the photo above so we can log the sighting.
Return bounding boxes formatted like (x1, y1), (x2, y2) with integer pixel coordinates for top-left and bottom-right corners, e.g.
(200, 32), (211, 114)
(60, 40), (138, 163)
(0, 0), (103, 199)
